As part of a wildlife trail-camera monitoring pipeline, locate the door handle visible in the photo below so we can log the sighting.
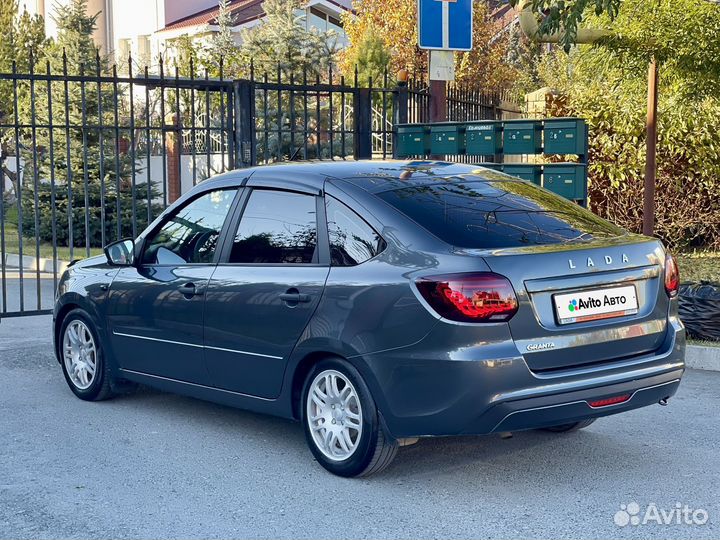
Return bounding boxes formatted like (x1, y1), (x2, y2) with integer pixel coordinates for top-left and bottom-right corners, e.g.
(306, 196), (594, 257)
(279, 290), (311, 304)
(178, 282), (205, 297)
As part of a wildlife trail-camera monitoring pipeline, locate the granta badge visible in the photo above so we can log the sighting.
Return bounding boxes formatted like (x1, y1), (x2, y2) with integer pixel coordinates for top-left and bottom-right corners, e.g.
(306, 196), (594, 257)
(527, 342), (556, 352)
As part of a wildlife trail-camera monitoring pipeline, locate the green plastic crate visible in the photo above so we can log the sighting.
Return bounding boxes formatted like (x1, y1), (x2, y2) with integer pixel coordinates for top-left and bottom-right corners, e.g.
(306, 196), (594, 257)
(544, 118), (587, 155)
(503, 164), (542, 185)
(503, 120), (542, 155)
(465, 121), (502, 156)
(396, 124), (430, 157)
(430, 123), (466, 155)
(543, 163), (587, 201)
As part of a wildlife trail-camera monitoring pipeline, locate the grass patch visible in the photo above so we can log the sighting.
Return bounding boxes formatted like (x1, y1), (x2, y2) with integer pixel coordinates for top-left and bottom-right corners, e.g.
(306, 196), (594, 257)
(677, 252), (720, 284)
(1, 206), (102, 261)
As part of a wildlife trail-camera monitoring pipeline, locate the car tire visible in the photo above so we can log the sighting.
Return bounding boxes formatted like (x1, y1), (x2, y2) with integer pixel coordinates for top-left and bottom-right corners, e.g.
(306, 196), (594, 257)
(58, 309), (116, 402)
(301, 358), (398, 477)
(542, 418), (597, 433)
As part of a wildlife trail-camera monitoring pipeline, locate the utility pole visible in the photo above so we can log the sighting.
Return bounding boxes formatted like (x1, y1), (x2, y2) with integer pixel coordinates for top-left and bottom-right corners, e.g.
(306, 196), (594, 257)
(643, 58), (659, 236)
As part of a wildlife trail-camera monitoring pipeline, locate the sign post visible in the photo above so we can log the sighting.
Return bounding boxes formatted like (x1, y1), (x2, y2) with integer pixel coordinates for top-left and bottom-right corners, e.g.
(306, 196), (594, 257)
(418, 0), (473, 124)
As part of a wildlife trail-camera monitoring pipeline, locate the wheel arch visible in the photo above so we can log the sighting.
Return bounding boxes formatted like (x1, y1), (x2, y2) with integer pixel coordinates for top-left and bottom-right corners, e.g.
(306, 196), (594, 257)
(54, 301), (81, 364)
(288, 349), (388, 424)
(290, 350), (344, 420)
(54, 295), (107, 364)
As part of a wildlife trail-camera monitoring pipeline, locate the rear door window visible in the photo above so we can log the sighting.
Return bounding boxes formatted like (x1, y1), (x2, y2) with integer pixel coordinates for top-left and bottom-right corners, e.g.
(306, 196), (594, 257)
(376, 178), (625, 249)
(326, 196), (386, 266)
(229, 190), (318, 264)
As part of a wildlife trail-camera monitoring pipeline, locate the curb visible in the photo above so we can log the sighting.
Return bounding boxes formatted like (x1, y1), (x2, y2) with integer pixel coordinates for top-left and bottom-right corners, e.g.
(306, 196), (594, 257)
(2, 253), (70, 275)
(686, 345), (720, 372)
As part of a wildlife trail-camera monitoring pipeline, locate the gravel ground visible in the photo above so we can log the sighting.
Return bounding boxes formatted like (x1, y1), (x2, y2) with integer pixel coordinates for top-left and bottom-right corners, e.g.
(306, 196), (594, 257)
(1, 315), (718, 540)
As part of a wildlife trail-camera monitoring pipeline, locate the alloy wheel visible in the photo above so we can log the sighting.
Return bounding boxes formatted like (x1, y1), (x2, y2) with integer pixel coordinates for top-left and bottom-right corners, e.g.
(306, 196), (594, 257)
(62, 320), (97, 390)
(306, 369), (363, 461)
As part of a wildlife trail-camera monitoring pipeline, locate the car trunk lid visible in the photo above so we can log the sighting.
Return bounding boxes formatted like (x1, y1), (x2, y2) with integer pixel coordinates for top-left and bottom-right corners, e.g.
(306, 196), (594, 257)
(480, 237), (669, 372)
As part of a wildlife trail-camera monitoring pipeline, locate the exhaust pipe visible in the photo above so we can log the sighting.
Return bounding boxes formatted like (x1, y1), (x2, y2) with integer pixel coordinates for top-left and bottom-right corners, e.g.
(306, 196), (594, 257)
(659, 397), (669, 406)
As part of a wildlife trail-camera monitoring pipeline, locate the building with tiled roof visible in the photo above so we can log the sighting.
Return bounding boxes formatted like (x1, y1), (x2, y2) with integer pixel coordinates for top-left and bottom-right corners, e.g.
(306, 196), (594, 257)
(23, 0), (352, 68)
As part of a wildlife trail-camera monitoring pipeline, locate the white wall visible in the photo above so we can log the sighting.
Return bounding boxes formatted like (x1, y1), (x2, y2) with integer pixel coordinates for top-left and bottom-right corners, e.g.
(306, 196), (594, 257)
(140, 155), (230, 201)
(1, 154), (227, 205)
(111, 0), (164, 45)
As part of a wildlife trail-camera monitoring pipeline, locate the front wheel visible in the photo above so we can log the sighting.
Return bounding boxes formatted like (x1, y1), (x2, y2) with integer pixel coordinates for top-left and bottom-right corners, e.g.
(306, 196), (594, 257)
(301, 359), (398, 477)
(59, 309), (115, 401)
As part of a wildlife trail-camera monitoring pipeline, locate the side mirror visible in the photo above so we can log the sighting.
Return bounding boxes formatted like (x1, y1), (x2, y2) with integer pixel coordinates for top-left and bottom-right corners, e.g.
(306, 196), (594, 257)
(104, 239), (135, 267)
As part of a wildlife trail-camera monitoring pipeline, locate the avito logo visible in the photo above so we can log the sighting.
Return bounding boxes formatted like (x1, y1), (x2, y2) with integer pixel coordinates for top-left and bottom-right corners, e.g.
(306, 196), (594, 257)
(568, 294), (628, 313)
(567, 297), (602, 312)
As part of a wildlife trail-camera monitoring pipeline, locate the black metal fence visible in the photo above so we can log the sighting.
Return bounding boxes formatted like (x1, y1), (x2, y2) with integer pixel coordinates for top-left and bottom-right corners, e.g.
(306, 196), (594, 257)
(0, 57), (520, 318)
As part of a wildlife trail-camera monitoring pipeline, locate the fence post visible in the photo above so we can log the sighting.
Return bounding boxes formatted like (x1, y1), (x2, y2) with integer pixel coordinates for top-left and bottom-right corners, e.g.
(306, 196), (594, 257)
(164, 113), (182, 204)
(392, 82), (409, 159)
(354, 88), (372, 160)
(234, 79), (256, 168)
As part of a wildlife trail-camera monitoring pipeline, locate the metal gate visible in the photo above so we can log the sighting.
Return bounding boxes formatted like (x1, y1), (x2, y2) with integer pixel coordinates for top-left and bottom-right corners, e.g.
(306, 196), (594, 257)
(0, 56), (511, 319)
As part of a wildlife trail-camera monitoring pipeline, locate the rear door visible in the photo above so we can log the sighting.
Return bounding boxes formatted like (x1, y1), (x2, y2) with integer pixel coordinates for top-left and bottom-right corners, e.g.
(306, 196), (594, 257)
(203, 187), (330, 399)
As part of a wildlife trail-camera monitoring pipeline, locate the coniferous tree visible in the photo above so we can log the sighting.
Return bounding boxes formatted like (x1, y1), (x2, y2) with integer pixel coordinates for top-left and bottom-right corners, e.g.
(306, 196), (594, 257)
(238, 0), (338, 80)
(1, 3), (48, 202)
(21, 0), (159, 251)
(342, 26), (391, 87)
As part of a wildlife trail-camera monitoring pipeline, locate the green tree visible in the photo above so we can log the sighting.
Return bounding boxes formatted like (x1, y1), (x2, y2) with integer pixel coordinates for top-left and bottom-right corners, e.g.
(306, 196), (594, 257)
(0, 2), (47, 76)
(211, 0), (236, 62)
(342, 25), (391, 87)
(238, 0), (339, 80)
(20, 0), (158, 251)
(1, 3), (48, 199)
(536, 0), (720, 249)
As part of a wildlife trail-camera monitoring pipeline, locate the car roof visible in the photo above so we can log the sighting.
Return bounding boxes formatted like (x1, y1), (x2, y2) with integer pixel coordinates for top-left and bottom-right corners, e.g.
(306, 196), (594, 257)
(200, 160), (514, 195)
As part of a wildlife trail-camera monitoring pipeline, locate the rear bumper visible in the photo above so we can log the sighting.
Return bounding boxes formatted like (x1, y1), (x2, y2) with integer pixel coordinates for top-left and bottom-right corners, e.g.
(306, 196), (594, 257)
(467, 371), (681, 434)
(358, 316), (685, 438)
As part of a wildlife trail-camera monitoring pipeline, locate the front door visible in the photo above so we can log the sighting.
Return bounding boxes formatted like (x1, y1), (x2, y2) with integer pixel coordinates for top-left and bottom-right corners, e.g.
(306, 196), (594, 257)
(204, 189), (329, 398)
(107, 188), (237, 384)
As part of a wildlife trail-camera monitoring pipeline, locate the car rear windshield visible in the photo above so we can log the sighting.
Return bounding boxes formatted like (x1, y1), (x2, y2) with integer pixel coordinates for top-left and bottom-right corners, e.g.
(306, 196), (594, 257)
(376, 178), (626, 249)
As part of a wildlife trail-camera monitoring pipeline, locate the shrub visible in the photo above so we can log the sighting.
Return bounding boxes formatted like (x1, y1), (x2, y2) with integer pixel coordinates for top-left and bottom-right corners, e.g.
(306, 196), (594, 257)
(20, 182), (161, 248)
(549, 92), (720, 251)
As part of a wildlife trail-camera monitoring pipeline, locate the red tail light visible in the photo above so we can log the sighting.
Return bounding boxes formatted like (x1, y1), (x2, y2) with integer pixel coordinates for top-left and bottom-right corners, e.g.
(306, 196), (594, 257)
(664, 253), (679, 298)
(588, 394), (631, 408)
(416, 273), (518, 323)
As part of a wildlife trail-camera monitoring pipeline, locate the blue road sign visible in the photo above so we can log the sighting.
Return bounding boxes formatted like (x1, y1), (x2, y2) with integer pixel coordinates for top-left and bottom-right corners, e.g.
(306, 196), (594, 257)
(418, 0), (473, 51)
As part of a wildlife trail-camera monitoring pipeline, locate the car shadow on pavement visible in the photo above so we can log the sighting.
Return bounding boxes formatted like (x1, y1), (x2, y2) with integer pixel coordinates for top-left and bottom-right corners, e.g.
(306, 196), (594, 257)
(113, 384), (670, 483)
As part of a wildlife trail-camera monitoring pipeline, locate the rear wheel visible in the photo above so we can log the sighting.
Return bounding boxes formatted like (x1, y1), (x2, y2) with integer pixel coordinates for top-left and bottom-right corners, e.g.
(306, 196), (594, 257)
(301, 358), (398, 477)
(59, 309), (116, 401)
(542, 418), (596, 433)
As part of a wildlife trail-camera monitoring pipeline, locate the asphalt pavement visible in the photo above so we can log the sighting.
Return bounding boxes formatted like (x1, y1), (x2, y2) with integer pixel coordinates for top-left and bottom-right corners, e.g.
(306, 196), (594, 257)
(0, 273), (57, 314)
(0, 315), (718, 539)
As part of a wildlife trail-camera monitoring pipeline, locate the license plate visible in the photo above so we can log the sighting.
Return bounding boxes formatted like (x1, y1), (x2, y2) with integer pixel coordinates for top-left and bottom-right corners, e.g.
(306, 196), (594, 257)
(554, 285), (639, 325)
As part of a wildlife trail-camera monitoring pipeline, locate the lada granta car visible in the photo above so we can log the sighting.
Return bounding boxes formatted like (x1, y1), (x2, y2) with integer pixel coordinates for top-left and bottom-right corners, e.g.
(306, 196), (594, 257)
(54, 161), (685, 477)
